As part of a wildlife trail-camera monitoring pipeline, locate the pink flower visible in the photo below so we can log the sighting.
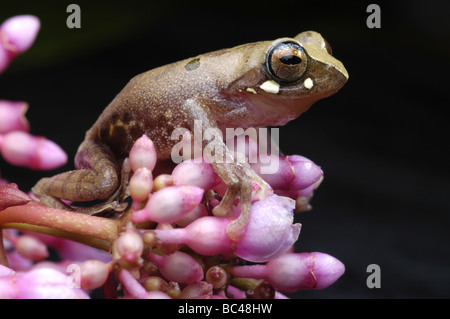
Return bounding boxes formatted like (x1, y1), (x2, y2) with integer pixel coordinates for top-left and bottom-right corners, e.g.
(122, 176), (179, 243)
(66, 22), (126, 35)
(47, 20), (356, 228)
(231, 252), (345, 293)
(149, 215), (233, 255)
(149, 194), (300, 262)
(171, 157), (221, 190)
(251, 154), (323, 191)
(0, 268), (89, 299)
(233, 195), (300, 262)
(14, 235), (48, 261)
(78, 260), (112, 290)
(118, 268), (171, 299)
(129, 167), (153, 202)
(0, 105), (345, 299)
(131, 185), (204, 224)
(178, 281), (213, 299)
(0, 15), (40, 73)
(146, 251), (204, 284)
(129, 134), (157, 172)
(0, 131), (67, 170)
(205, 265), (227, 289)
(113, 229), (144, 265)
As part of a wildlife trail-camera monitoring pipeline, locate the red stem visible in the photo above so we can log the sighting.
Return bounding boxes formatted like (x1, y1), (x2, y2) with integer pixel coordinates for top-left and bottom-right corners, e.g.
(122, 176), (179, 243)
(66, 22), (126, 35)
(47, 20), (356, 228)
(0, 202), (120, 243)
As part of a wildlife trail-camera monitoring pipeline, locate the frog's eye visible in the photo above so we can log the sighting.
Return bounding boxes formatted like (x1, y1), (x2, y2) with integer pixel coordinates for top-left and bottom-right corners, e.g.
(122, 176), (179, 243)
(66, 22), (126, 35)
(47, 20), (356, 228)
(266, 41), (308, 84)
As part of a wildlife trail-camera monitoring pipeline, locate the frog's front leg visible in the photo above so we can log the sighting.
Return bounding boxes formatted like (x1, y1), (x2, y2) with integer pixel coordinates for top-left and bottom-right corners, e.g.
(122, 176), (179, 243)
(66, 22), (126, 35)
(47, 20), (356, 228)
(184, 98), (271, 241)
(32, 139), (123, 215)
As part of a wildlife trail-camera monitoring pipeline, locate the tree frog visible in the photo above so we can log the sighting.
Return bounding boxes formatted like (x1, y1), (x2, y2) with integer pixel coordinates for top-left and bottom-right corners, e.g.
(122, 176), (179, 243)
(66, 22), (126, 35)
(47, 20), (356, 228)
(32, 31), (348, 240)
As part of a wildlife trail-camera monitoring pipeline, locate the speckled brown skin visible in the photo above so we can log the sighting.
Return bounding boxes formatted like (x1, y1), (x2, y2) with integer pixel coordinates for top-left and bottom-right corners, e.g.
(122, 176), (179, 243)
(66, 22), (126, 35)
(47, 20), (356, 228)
(33, 31), (348, 239)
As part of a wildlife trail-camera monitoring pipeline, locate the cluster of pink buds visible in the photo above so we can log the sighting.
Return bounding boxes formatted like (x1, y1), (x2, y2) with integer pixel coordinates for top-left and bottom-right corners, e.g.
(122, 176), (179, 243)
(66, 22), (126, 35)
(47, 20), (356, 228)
(0, 14), (345, 299)
(0, 15), (67, 181)
(105, 135), (344, 299)
(1, 132), (344, 299)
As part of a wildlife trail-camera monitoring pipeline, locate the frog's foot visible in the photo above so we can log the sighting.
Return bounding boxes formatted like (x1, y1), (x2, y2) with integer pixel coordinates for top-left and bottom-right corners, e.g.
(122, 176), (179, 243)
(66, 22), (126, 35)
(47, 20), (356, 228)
(33, 160), (131, 216)
(212, 162), (271, 241)
(32, 170), (123, 216)
(31, 140), (133, 216)
(69, 158), (132, 216)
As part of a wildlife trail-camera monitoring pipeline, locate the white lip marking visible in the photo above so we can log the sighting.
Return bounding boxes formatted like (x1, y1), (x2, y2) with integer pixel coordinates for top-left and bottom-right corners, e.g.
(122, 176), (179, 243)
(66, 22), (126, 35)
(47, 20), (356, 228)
(304, 77), (314, 89)
(260, 80), (280, 94)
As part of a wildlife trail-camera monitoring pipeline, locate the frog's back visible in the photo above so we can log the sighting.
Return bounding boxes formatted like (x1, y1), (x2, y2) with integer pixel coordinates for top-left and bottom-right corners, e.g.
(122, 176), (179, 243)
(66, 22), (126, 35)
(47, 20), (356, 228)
(84, 42), (266, 158)
(84, 65), (198, 159)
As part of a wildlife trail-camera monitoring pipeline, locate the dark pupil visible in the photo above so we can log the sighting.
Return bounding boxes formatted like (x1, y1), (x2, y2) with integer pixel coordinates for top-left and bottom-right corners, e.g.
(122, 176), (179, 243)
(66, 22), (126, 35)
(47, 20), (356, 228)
(279, 55), (302, 65)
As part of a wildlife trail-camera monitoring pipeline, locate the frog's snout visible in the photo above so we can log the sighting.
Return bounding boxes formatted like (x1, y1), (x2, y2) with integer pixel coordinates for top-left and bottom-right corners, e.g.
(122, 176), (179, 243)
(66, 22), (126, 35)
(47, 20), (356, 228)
(332, 57), (349, 82)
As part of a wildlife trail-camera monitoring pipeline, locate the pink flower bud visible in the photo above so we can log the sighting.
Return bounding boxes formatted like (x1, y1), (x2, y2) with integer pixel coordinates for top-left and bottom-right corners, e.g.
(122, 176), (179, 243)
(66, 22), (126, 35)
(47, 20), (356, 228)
(250, 154), (289, 189)
(31, 260), (71, 273)
(233, 195), (300, 262)
(79, 260), (111, 290)
(129, 134), (157, 172)
(205, 266), (227, 289)
(152, 195), (299, 262)
(152, 173), (175, 191)
(131, 185), (204, 224)
(0, 15), (40, 54)
(0, 268), (89, 299)
(231, 252), (345, 293)
(0, 183), (31, 211)
(114, 230), (144, 264)
(144, 275), (169, 292)
(151, 216), (233, 256)
(129, 167), (153, 202)
(147, 251), (204, 284)
(0, 131), (67, 170)
(0, 100), (29, 133)
(179, 281), (213, 299)
(251, 155), (322, 191)
(171, 157), (221, 190)
(6, 250), (33, 271)
(15, 234), (49, 261)
(118, 268), (171, 299)
(287, 155), (323, 190)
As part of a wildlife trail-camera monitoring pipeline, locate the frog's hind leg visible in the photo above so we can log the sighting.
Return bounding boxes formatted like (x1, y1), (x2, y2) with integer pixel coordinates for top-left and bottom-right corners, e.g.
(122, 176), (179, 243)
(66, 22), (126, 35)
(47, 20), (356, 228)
(32, 140), (123, 215)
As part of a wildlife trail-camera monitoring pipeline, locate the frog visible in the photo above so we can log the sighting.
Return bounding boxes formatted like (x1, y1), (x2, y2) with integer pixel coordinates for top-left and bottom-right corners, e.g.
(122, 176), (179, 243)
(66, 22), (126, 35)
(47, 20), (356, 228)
(32, 31), (348, 241)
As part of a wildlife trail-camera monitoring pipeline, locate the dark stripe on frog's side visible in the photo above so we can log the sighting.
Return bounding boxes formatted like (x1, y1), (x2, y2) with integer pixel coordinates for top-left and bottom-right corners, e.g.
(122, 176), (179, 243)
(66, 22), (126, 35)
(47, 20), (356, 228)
(95, 105), (191, 160)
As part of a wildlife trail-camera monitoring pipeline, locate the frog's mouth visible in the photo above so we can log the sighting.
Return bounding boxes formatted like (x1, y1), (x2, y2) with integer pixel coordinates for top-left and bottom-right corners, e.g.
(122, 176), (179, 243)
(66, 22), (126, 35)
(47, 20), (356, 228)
(245, 92), (318, 127)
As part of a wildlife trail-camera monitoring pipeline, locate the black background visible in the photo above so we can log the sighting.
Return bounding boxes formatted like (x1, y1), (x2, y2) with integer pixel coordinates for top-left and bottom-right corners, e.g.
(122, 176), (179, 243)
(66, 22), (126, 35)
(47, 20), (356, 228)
(0, 0), (448, 298)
